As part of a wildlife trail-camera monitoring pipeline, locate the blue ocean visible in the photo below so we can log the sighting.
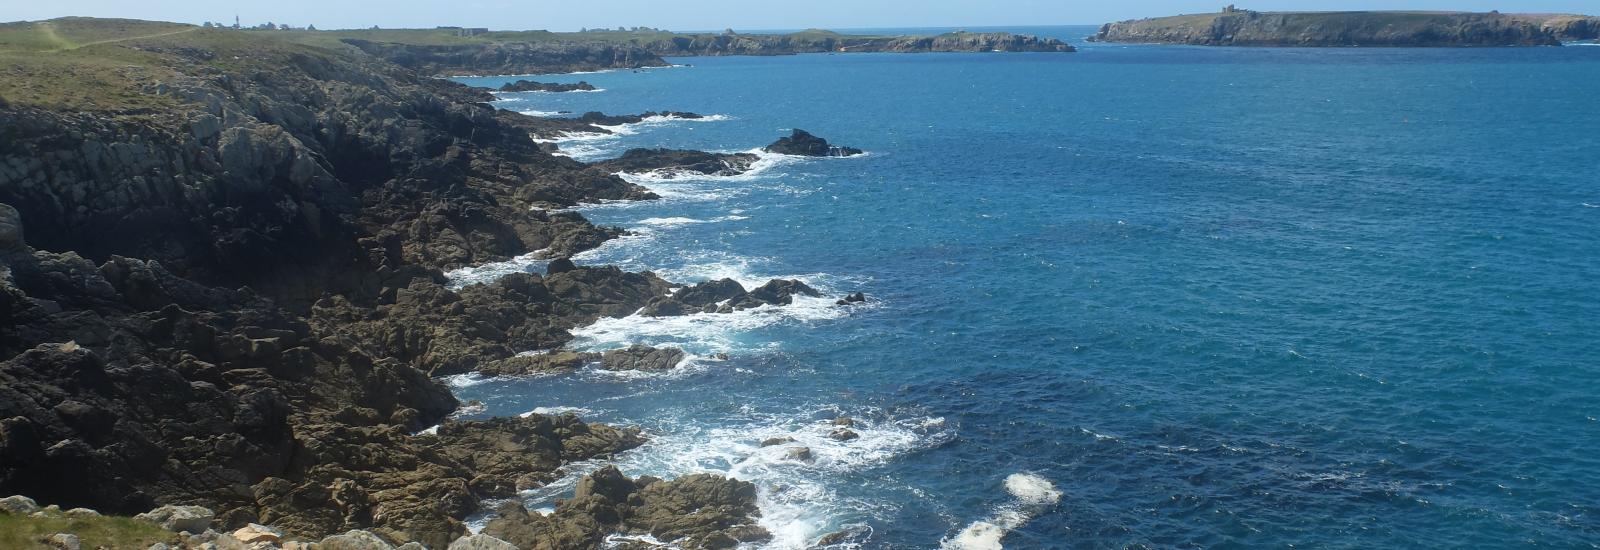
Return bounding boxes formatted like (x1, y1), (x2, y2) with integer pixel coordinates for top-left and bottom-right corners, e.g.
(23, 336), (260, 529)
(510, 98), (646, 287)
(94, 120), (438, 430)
(449, 26), (1600, 549)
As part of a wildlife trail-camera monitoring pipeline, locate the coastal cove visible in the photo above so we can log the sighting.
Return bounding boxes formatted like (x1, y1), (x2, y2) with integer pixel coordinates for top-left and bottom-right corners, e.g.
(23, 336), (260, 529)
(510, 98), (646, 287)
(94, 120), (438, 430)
(446, 30), (1600, 548)
(2, 15), (1599, 550)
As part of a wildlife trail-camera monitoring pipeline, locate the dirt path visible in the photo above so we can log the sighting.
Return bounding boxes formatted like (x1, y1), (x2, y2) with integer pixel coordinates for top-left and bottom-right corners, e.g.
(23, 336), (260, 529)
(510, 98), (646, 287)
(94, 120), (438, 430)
(40, 23), (197, 52)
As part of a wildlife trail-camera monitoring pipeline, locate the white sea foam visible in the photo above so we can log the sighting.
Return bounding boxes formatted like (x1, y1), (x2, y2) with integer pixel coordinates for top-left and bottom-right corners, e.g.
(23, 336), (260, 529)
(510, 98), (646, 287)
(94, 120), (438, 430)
(941, 473), (1063, 550)
(445, 249), (552, 290)
(521, 406), (595, 417)
(519, 406), (951, 550)
(443, 373), (492, 389)
(516, 109), (570, 117)
(533, 115), (732, 161)
(568, 294), (853, 357)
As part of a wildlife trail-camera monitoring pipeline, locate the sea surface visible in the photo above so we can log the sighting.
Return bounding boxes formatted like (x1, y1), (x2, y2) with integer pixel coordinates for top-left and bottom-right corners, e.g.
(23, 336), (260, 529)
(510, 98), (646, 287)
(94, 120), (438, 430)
(449, 26), (1600, 549)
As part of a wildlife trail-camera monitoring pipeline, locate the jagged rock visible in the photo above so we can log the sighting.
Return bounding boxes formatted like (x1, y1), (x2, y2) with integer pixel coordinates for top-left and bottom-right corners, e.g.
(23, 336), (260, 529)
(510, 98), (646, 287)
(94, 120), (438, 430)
(0, 204), (23, 251)
(478, 351), (599, 376)
(601, 345), (686, 371)
(759, 437), (795, 447)
(764, 130), (863, 157)
(746, 279), (821, 306)
(836, 292), (867, 305)
(485, 469), (768, 550)
(783, 447), (814, 462)
(137, 505), (216, 533)
(316, 530), (395, 550)
(592, 149), (759, 178)
(0, 495), (40, 515)
(426, 415), (644, 499)
(547, 257), (578, 275)
(499, 80), (597, 93)
(828, 429), (860, 442)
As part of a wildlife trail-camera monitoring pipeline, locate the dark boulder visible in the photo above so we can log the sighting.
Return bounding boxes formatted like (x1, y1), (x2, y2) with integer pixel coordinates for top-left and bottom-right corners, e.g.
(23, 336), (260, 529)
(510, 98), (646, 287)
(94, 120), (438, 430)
(498, 80), (597, 93)
(764, 130), (863, 157)
(592, 149), (759, 178)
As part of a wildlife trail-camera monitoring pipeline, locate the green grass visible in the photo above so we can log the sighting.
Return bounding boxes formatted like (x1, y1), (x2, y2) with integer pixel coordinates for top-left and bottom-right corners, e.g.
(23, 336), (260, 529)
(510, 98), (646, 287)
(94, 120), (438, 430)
(0, 514), (180, 550)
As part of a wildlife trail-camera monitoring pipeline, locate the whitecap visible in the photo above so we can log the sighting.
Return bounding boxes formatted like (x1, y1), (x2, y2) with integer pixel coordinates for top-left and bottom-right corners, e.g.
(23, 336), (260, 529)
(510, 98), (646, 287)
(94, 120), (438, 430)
(941, 473), (1063, 550)
(568, 295), (855, 357)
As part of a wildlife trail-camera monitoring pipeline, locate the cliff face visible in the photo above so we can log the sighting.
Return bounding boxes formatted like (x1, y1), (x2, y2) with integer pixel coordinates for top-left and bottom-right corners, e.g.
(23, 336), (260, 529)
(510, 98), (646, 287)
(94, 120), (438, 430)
(1092, 10), (1577, 47)
(0, 21), (662, 546)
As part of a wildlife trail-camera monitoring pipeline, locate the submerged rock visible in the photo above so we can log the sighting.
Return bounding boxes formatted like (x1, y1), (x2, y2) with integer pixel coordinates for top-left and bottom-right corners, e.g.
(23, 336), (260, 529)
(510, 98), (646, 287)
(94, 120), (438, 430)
(764, 129), (863, 157)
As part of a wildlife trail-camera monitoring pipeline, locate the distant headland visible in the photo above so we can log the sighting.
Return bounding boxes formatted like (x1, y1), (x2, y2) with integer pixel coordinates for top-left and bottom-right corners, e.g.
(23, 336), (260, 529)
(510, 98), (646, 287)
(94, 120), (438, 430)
(1091, 6), (1600, 47)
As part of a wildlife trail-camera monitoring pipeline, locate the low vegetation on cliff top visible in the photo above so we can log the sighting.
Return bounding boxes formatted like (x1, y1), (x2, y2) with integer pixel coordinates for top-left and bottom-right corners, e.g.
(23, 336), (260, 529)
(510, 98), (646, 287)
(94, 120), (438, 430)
(0, 513), (178, 550)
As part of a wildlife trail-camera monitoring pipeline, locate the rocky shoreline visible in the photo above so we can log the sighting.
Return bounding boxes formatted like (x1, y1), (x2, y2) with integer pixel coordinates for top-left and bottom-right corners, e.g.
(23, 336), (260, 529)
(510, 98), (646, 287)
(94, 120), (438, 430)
(1, 17), (873, 549)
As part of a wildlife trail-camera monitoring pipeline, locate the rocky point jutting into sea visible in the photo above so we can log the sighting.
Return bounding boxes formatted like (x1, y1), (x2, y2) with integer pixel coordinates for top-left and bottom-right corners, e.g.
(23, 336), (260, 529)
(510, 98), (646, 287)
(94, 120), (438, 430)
(0, 17), (1068, 549)
(1091, 7), (1600, 47)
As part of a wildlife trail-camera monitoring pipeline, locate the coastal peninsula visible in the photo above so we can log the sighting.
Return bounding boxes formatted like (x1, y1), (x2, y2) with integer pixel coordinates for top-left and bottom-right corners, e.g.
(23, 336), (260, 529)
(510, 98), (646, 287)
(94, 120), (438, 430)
(1091, 7), (1600, 47)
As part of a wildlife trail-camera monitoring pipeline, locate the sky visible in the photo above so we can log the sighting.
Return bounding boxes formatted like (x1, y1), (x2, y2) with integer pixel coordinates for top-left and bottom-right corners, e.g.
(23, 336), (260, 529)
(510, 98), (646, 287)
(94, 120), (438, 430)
(8, 1), (1598, 31)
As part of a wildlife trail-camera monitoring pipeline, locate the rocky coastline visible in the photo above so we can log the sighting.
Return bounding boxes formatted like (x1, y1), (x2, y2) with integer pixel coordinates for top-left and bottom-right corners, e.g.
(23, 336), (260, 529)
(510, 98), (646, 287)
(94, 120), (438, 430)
(497, 80), (597, 93)
(1, 17), (873, 549)
(1091, 8), (1600, 47)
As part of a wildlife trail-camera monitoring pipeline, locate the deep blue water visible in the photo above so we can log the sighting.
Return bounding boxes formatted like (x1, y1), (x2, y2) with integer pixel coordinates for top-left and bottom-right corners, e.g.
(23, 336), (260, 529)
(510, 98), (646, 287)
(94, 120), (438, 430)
(449, 26), (1600, 549)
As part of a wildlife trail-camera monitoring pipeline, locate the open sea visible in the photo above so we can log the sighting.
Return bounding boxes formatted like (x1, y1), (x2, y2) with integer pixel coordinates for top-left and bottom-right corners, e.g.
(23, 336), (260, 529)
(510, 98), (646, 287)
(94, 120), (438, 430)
(448, 25), (1600, 549)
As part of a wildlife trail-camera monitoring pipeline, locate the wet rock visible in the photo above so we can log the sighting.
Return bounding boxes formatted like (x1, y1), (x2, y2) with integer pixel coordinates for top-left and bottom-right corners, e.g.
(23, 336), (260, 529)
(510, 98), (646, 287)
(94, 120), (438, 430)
(783, 447), (814, 461)
(764, 130), (863, 157)
(485, 469), (768, 550)
(836, 292), (867, 305)
(759, 437), (796, 447)
(832, 416), (855, 427)
(137, 505), (215, 533)
(499, 80), (597, 93)
(745, 279), (821, 306)
(601, 345), (686, 371)
(593, 149), (758, 178)
(828, 429), (860, 441)
(478, 351), (599, 376)
(0, 495), (40, 515)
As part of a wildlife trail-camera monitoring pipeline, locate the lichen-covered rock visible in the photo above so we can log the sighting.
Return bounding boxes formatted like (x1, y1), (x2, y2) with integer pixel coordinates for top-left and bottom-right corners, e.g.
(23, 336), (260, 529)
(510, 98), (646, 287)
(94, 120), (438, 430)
(447, 534), (520, 550)
(316, 530), (395, 550)
(600, 345), (686, 372)
(0, 495), (40, 515)
(137, 505), (215, 533)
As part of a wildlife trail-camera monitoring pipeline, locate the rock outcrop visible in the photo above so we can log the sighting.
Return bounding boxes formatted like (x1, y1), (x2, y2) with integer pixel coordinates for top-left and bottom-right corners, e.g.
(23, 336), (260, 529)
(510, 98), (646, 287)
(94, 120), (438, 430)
(764, 130), (863, 157)
(1092, 9), (1580, 47)
(639, 278), (821, 317)
(483, 467), (768, 550)
(498, 80), (597, 93)
(592, 149), (759, 178)
(341, 39), (669, 75)
(636, 30), (1075, 56)
(0, 19), (668, 547)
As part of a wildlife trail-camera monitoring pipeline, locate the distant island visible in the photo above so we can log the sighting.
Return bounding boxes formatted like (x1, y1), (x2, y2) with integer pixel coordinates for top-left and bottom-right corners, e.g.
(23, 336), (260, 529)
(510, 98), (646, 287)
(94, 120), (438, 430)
(1091, 6), (1600, 47)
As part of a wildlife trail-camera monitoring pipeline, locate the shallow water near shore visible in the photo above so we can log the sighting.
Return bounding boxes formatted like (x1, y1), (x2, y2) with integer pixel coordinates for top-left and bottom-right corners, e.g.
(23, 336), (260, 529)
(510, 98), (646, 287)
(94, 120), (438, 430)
(450, 26), (1600, 549)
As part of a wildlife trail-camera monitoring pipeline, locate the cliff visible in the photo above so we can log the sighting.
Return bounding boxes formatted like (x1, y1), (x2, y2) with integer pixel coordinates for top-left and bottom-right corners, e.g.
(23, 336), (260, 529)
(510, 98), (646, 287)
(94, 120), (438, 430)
(1091, 9), (1596, 47)
(0, 17), (759, 548)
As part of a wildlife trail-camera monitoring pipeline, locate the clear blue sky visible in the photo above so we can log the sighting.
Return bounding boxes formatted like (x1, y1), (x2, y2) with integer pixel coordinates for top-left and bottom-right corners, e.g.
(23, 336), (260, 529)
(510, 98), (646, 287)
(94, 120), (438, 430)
(11, 1), (1597, 31)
